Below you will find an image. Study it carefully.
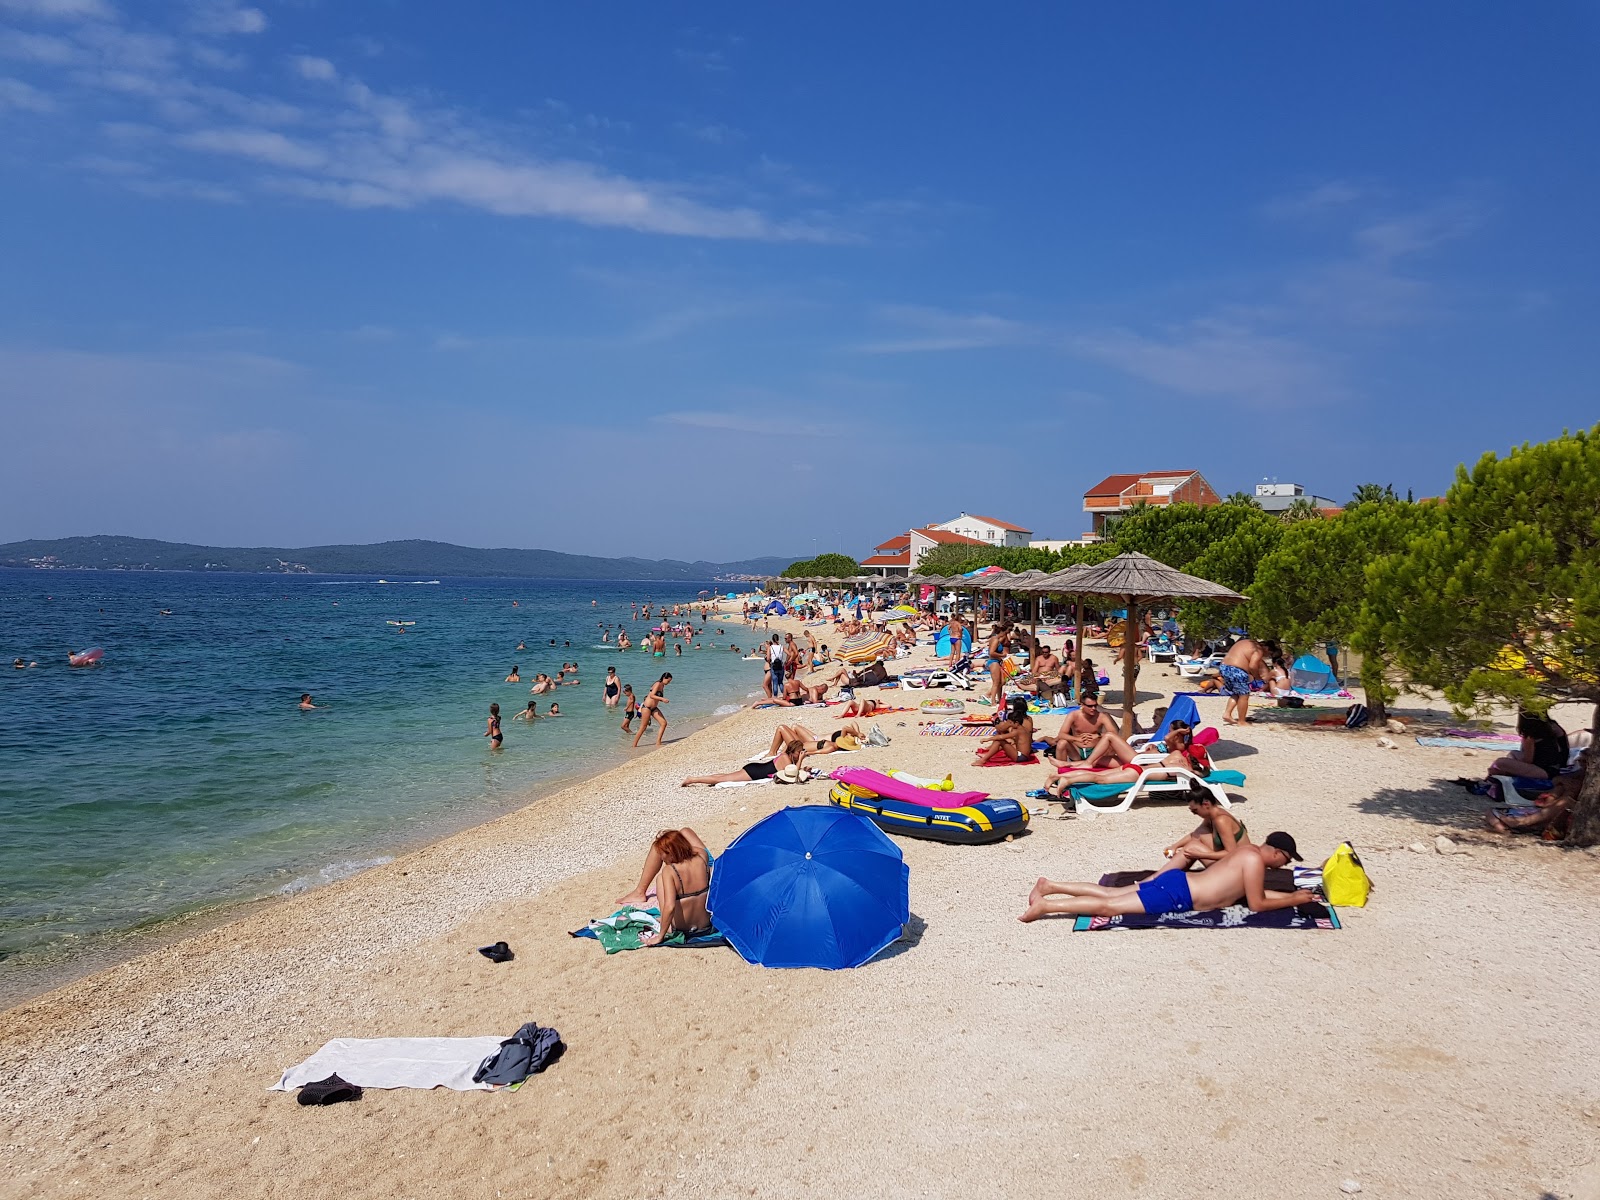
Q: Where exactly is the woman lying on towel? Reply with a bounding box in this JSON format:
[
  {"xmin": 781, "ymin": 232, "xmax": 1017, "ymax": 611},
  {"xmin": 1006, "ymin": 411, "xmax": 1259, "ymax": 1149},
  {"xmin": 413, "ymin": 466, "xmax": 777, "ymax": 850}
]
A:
[
  {"xmin": 681, "ymin": 736, "xmax": 810, "ymax": 786},
  {"xmin": 1043, "ymin": 727, "xmax": 1209, "ymax": 799},
  {"xmin": 972, "ymin": 697, "xmax": 1037, "ymax": 766},
  {"xmin": 766, "ymin": 721, "xmax": 868, "ymax": 757},
  {"xmin": 616, "ymin": 828, "xmax": 714, "ymax": 943},
  {"xmin": 840, "ymin": 696, "xmax": 881, "ymax": 718}
]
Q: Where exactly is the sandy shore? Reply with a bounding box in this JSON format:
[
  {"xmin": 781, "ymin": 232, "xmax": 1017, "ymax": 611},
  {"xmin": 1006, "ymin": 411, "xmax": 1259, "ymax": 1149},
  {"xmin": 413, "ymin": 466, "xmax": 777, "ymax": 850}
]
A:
[{"xmin": 3, "ymin": 613, "xmax": 1598, "ymax": 1200}]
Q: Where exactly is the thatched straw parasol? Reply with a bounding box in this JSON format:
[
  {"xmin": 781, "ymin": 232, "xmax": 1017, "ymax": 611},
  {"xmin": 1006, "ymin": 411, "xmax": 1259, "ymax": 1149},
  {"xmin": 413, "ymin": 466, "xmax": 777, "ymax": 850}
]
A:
[{"xmin": 1013, "ymin": 552, "xmax": 1245, "ymax": 734}]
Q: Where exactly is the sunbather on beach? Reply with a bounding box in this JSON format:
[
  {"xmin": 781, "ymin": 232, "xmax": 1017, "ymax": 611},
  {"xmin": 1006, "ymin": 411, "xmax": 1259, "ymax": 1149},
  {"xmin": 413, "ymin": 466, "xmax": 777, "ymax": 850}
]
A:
[
  {"xmin": 1488, "ymin": 711, "xmax": 1569, "ymax": 781},
  {"xmin": 1219, "ymin": 637, "xmax": 1269, "ymax": 725},
  {"xmin": 1020, "ymin": 834, "xmax": 1314, "ymax": 922},
  {"xmin": 1048, "ymin": 692, "xmax": 1118, "ymax": 761},
  {"xmin": 1046, "ymin": 727, "xmax": 1209, "ymax": 796},
  {"xmin": 973, "ymin": 696, "xmax": 1035, "ymax": 765},
  {"xmin": 1153, "ymin": 789, "xmax": 1249, "ymax": 873},
  {"xmin": 617, "ymin": 828, "xmax": 714, "ymax": 943},
  {"xmin": 1020, "ymin": 643, "xmax": 1063, "ymax": 701},
  {"xmin": 840, "ymin": 696, "xmax": 880, "ymax": 717},
  {"xmin": 767, "ymin": 721, "xmax": 868, "ymax": 756},
  {"xmin": 1484, "ymin": 769, "xmax": 1581, "ymax": 837},
  {"xmin": 681, "ymin": 736, "xmax": 809, "ymax": 785}
]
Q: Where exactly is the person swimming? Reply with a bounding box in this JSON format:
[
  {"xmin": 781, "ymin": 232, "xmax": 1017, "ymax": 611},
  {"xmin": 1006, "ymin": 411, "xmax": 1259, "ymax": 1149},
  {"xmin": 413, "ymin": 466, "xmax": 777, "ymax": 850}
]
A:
[
  {"xmin": 505, "ymin": 665, "xmax": 521, "ymax": 682},
  {"xmin": 299, "ymin": 693, "xmax": 317, "ymax": 710},
  {"xmin": 547, "ymin": 702, "xmax": 562, "ymax": 716},
  {"xmin": 513, "ymin": 700, "xmax": 539, "ymax": 721}
]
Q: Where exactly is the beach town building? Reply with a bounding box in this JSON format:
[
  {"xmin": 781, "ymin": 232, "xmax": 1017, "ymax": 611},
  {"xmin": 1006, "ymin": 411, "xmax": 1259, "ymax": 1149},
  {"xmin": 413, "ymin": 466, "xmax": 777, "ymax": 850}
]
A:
[
  {"xmin": 1252, "ymin": 480, "xmax": 1341, "ymax": 515},
  {"xmin": 1082, "ymin": 469, "xmax": 1222, "ymax": 537},
  {"xmin": 929, "ymin": 513, "xmax": 1033, "ymax": 548},
  {"xmin": 859, "ymin": 526, "xmax": 991, "ymax": 577}
]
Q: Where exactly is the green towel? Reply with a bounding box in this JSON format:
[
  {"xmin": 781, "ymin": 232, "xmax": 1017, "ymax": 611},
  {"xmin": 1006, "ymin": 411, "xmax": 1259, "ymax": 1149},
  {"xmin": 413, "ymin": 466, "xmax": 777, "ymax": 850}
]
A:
[{"xmin": 586, "ymin": 905, "xmax": 661, "ymax": 953}]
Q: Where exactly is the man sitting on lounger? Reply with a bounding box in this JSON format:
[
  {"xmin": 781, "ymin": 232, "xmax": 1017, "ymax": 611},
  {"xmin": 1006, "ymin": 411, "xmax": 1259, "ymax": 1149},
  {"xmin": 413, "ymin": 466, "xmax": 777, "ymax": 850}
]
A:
[{"xmin": 1019, "ymin": 833, "xmax": 1315, "ymax": 922}]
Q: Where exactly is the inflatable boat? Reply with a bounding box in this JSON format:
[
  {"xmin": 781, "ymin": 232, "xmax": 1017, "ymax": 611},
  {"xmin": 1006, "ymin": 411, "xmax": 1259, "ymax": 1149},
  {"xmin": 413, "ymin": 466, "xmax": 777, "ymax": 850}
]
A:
[{"xmin": 828, "ymin": 767, "xmax": 1029, "ymax": 845}]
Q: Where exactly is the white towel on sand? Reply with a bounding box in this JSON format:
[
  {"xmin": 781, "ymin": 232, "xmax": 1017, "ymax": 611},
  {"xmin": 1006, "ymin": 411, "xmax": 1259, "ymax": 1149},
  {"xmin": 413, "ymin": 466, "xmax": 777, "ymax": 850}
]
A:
[{"xmin": 271, "ymin": 1036, "xmax": 507, "ymax": 1092}]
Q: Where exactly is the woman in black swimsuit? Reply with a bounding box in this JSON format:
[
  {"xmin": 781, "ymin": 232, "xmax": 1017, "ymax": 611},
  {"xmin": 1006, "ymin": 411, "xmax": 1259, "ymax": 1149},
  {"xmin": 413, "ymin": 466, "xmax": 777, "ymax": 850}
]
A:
[
  {"xmin": 617, "ymin": 828, "xmax": 714, "ymax": 942},
  {"xmin": 603, "ymin": 666, "xmax": 621, "ymax": 708},
  {"xmin": 632, "ymin": 673, "xmax": 672, "ymax": 748},
  {"xmin": 680, "ymin": 736, "xmax": 809, "ymax": 786}
]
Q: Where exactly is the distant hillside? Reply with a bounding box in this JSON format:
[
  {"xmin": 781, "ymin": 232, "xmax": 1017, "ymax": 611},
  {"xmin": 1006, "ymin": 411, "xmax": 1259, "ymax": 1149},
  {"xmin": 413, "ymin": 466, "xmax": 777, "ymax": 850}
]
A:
[{"xmin": 0, "ymin": 536, "xmax": 798, "ymax": 581}]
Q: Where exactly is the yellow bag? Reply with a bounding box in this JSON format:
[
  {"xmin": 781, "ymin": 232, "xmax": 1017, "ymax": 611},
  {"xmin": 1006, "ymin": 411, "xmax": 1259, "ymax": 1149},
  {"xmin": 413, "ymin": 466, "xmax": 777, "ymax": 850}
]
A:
[{"xmin": 1321, "ymin": 841, "xmax": 1372, "ymax": 907}]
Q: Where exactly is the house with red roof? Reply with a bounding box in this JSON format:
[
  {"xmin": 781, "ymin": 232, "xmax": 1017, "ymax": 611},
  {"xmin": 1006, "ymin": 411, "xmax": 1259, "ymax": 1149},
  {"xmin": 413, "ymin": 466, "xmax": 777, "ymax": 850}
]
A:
[
  {"xmin": 1082, "ymin": 470, "xmax": 1221, "ymax": 537},
  {"xmin": 859, "ymin": 526, "xmax": 991, "ymax": 577},
  {"xmin": 931, "ymin": 512, "xmax": 1033, "ymax": 548}
]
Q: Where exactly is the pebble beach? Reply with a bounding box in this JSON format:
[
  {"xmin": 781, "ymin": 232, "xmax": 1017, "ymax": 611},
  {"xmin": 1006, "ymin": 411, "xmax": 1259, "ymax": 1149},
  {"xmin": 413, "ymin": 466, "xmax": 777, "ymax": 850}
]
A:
[{"xmin": 3, "ymin": 611, "xmax": 1598, "ymax": 1200}]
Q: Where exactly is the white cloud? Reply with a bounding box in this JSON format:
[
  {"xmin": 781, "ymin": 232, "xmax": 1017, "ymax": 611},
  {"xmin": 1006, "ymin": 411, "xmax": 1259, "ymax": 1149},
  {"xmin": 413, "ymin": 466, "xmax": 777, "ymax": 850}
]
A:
[
  {"xmin": 0, "ymin": 6, "xmax": 845, "ymax": 242},
  {"xmin": 291, "ymin": 55, "xmax": 336, "ymax": 82},
  {"xmin": 0, "ymin": 30, "xmax": 83, "ymax": 64},
  {"xmin": 656, "ymin": 411, "xmax": 822, "ymax": 437},
  {"xmin": 178, "ymin": 126, "xmax": 325, "ymax": 170},
  {"xmin": 0, "ymin": 75, "xmax": 55, "ymax": 111},
  {"xmin": 0, "ymin": 0, "xmax": 114, "ymax": 20},
  {"xmin": 857, "ymin": 304, "xmax": 1032, "ymax": 354},
  {"xmin": 1069, "ymin": 319, "xmax": 1340, "ymax": 407},
  {"xmin": 1263, "ymin": 179, "xmax": 1365, "ymax": 221},
  {"xmin": 187, "ymin": 1, "xmax": 266, "ymax": 36}
]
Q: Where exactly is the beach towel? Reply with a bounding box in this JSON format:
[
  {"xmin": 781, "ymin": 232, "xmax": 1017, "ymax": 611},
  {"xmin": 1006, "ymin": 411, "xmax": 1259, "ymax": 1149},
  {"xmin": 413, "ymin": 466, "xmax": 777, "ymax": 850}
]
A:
[
  {"xmin": 919, "ymin": 723, "xmax": 993, "ymax": 737},
  {"xmin": 1068, "ymin": 769, "xmax": 1247, "ymax": 801},
  {"xmin": 569, "ymin": 905, "xmax": 660, "ymax": 953},
  {"xmin": 977, "ymin": 749, "xmax": 1039, "ymax": 767},
  {"xmin": 1416, "ymin": 736, "xmax": 1521, "ymax": 751},
  {"xmin": 1071, "ymin": 872, "xmax": 1339, "ymax": 932},
  {"xmin": 271, "ymin": 1036, "xmax": 508, "ymax": 1092},
  {"xmin": 569, "ymin": 906, "xmax": 727, "ymax": 951}
]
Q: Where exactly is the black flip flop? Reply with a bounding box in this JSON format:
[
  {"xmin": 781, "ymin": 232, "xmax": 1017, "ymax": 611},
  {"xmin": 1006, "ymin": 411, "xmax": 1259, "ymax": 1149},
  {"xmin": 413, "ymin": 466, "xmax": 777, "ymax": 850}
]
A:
[{"xmin": 478, "ymin": 941, "xmax": 514, "ymax": 963}]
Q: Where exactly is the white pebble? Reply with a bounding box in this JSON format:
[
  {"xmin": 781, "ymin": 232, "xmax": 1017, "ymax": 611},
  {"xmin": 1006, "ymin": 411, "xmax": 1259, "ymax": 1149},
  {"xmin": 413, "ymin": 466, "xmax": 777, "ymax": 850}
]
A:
[{"xmin": 1340, "ymin": 1181, "xmax": 1362, "ymax": 1195}]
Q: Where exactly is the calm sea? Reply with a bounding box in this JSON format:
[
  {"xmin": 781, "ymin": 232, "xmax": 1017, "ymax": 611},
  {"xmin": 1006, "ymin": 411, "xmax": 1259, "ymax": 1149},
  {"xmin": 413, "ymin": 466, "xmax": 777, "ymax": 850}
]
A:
[{"xmin": 0, "ymin": 569, "xmax": 759, "ymax": 998}]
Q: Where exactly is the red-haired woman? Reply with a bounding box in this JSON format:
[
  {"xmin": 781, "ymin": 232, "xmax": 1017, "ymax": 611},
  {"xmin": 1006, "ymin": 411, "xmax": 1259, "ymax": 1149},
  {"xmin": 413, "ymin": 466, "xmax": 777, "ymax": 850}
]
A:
[{"xmin": 616, "ymin": 828, "xmax": 713, "ymax": 943}]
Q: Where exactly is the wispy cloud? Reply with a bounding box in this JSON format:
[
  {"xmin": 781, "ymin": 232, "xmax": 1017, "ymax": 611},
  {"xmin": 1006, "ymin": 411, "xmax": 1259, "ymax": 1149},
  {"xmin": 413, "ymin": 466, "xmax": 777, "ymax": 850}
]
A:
[
  {"xmin": 0, "ymin": 7, "xmax": 845, "ymax": 242},
  {"xmin": 1069, "ymin": 319, "xmax": 1340, "ymax": 406},
  {"xmin": 856, "ymin": 304, "xmax": 1034, "ymax": 354},
  {"xmin": 656, "ymin": 410, "xmax": 826, "ymax": 438},
  {"xmin": 1262, "ymin": 179, "xmax": 1366, "ymax": 222},
  {"xmin": 0, "ymin": 75, "xmax": 54, "ymax": 111}
]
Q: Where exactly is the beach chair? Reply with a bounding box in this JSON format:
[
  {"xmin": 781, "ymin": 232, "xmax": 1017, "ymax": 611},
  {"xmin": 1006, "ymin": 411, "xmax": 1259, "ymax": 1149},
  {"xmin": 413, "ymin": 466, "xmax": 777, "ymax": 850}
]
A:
[
  {"xmin": 1069, "ymin": 767, "xmax": 1246, "ymax": 815},
  {"xmin": 1127, "ymin": 695, "xmax": 1202, "ymax": 751},
  {"xmin": 1175, "ymin": 654, "xmax": 1223, "ymax": 679}
]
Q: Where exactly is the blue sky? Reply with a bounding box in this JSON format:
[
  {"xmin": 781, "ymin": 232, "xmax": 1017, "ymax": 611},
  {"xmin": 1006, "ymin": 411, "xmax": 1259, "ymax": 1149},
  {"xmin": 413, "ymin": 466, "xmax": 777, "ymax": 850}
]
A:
[{"xmin": 2, "ymin": 1, "xmax": 1596, "ymax": 561}]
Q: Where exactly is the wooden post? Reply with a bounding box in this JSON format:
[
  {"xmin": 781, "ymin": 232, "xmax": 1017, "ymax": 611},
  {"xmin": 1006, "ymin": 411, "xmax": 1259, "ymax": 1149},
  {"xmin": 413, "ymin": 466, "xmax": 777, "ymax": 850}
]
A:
[{"xmin": 1121, "ymin": 596, "xmax": 1140, "ymax": 737}]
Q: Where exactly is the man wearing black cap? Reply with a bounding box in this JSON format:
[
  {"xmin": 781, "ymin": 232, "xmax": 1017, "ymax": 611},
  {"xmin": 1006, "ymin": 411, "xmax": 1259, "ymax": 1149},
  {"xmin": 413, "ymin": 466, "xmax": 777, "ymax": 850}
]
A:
[{"xmin": 1020, "ymin": 832, "xmax": 1317, "ymax": 922}]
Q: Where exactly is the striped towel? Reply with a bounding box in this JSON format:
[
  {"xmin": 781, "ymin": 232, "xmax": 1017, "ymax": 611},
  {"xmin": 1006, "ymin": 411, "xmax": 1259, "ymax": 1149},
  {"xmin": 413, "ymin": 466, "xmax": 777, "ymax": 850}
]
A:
[{"xmin": 920, "ymin": 723, "xmax": 993, "ymax": 737}]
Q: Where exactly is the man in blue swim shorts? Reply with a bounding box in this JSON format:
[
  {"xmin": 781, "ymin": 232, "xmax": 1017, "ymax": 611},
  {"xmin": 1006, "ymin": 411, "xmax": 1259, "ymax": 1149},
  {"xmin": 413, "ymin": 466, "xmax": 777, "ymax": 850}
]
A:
[
  {"xmin": 1019, "ymin": 833, "xmax": 1316, "ymax": 922},
  {"xmin": 1217, "ymin": 637, "xmax": 1268, "ymax": 728}
]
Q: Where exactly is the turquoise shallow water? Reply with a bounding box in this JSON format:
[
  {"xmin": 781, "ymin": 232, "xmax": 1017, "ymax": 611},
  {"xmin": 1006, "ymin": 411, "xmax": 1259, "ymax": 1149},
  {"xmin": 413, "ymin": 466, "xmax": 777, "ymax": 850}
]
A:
[{"xmin": 0, "ymin": 569, "xmax": 757, "ymax": 986}]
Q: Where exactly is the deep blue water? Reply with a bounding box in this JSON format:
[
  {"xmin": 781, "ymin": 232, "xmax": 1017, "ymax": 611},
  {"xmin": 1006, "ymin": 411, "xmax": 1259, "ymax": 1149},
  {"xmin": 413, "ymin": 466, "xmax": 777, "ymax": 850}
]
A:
[{"xmin": 0, "ymin": 570, "xmax": 756, "ymax": 982}]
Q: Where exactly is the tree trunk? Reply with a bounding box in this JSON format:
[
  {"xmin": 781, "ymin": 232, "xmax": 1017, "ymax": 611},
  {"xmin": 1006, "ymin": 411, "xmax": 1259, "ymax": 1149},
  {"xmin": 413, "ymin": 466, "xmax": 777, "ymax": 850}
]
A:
[
  {"xmin": 1359, "ymin": 655, "xmax": 1388, "ymax": 725},
  {"xmin": 1569, "ymin": 702, "xmax": 1600, "ymax": 848}
]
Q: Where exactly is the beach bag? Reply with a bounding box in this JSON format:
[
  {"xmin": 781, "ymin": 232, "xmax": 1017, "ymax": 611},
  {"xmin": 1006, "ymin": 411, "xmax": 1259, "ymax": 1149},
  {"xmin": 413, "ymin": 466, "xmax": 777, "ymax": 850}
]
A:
[
  {"xmin": 1344, "ymin": 703, "xmax": 1369, "ymax": 729},
  {"xmin": 1321, "ymin": 842, "xmax": 1372, "ymax": 907}
]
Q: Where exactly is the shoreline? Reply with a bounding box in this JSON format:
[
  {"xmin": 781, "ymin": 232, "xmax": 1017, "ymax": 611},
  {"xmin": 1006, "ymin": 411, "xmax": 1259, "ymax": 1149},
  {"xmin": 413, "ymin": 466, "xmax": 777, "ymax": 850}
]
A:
[{"xmin": 0, "ymin": 641, "xmax": 758, "ymax": 1011}]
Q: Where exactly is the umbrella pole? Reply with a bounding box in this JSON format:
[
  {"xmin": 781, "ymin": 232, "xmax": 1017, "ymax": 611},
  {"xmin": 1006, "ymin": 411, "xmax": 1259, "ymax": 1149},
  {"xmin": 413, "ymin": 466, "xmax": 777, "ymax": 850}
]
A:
[
  {"xmin": 1074, "ymin": 596, "xmax": 1084, "ymax": 688},
  {"xmin": 1121, "ymin": 596, "xmax": 1139, "ymax": 737}
]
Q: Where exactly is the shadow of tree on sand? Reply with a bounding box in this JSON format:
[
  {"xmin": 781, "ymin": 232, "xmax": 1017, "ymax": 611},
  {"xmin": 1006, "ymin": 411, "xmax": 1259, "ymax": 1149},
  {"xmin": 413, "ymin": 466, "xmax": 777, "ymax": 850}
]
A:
[{"xmin": 1354, "ymin": 780, "xmax": 1485, "ymax": 831}]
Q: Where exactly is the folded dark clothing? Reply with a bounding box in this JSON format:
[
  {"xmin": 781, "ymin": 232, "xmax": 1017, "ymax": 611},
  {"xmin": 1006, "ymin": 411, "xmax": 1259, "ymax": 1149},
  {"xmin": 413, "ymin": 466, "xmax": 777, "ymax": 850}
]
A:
[
  {"xmin": 473, "ymin": 1021, "xmax": 564, "ymax": 1086},
  {"xmin": 297, "ymin": 1073, "xmax": 362, "ymax": 1106}
]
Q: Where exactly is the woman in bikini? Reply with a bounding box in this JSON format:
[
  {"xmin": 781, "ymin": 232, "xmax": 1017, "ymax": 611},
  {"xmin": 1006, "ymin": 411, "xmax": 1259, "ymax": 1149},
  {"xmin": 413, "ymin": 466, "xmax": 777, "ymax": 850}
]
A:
[
  {"xmin": 680, "ymin": 736, "xmax": 809, "ymax": 786},
  {"xmin": 484, "ymin": 702, "xmax": 503, "ymax": 750},
  {"xmin": 617, "ymin": 828, "xmax": 715, "ymax": 944},
  {"xmin": 840, "ymin": 696, "xmax": 879, "ymax": 718},
  {"xmin": 603, "ymin": 666, "xmax": 621, "ymax": 708},
  {"xmin": 765, "ymin": 722, "xmax": 868, "ymax": 758},
  {"xmin": 1153, "ymin": 789, "xmax": 1249, "ymax": 874},
  {"xmin": 632, "ymin": 673, "xmax": 671, "ymax": 747},
  {"xmin": 1046, "ymin": 727, "xmax": 1209, "ymax": 797}
]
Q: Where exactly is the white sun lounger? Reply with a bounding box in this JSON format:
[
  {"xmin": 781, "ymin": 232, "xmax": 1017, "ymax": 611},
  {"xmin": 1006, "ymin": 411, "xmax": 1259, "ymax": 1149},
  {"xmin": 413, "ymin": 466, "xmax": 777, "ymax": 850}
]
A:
[{"xmin": 1069, "ymin": 765, "xmax": 1243, "ymax": 815}]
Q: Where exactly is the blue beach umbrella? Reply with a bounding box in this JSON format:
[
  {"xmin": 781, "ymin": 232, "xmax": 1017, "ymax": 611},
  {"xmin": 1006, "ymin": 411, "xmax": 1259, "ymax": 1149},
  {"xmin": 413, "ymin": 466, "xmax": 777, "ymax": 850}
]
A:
[{"xmin": 709, "ymin": 806, "xmax": 910, "ymax": 969}]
